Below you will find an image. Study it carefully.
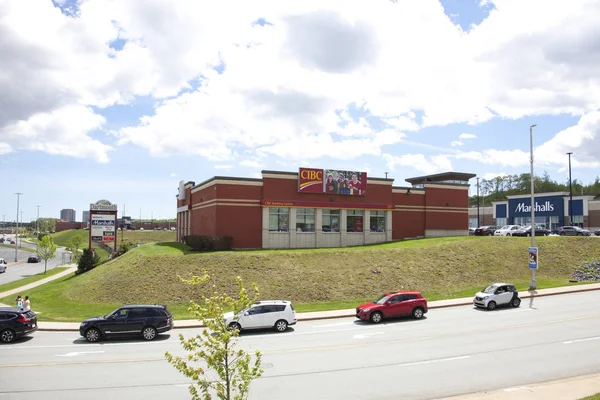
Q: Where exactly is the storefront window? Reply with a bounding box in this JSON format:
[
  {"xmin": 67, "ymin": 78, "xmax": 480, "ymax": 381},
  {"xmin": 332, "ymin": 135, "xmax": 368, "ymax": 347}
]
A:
[
  {"xmin": 495, "ymin": 218, "xmax": 507, "ymax": 227},
  {"xmin": 347, "ymin": 210, "xmax": 364, "ymax": 232},
  {"xmin": 370, "ymin": 210, "xmax": 385, "ymax": 232},
  {"xmin": 269, "ymin": 208, "xmax": 289, "ymax": 232},
  {"xmin": 296, "ymin": 208, "xmax": 315, "ymax": 232},
  {"xmin": 572, "ymin": 215, "xmax": 584, "ymax": 228},
  {"xmin": 322, "ymin": 209, "xmax": 340, "ymax": 232},
  {"xmin": 469, "ymin": 218, "xmax": 479, "ymax": 228},
  {"xmin": 549, "ymin": 216, "xmax": 559, "ymax": 231}
]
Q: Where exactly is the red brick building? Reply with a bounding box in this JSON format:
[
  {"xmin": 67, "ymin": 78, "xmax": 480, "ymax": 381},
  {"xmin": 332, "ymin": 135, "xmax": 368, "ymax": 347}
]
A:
[{"xmin": 176, "ymin": 170, "xmax": 475, "ymax": 249}]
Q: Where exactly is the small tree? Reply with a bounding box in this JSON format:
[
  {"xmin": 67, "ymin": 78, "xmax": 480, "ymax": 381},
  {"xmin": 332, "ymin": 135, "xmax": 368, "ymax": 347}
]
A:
[
  {"xmin": 37, "ymin": 235, "xmax": 57, "ymax": 274},
  {"xmin": 67, "ymin": 235, "xmax": 82, "ymax": 261},
  {"xmin": 165, "ymin": 272, "xmax": 263, "ymax": 400},
  {"xmin": 77, "ymin": 248, "xmax": 100, "ymax": 274}
]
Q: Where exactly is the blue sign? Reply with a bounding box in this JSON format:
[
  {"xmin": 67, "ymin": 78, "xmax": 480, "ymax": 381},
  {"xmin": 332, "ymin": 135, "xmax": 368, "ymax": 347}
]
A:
[
  {"xmin": 528, "ymin": 247, "xmax": 538, "ymax": 269},
  {"xmin": 509, "ymin": 195, "xmax": 564, "ymax": 217}
]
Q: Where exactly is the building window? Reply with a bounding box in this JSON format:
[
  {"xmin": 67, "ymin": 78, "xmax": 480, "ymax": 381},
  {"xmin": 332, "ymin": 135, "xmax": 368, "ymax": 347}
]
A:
[
  {"xmin": 370, "ymin": 210, "xmax": 386, "ymax": 232},
  {"xmin": 572, "ymin": 215, "xmax": 584, "ymax": 228},
  {"xmin": 269, "ymin": 208, "xmax": 289, "ymax": 232},
  {"xmin": 495, "ymin": 218, "xmax": 507, "ymax": 227},
  {"xmin": 549, "ymin": 216, "xmax": 559, "ymax": 231},
  {"xmin": 346, "ymin": 210, "xmax": 364, "ymax": 232},
  {"xmin": 322, "ymin": 209, "xmax": 340, "ymax": 232},
  {"xmin": 296, "ymin": 208, "xmax": 315, "ymax": 232},
  {"xmin": 469, "ymin": 218, "xmax": 479, "ymax": 228}
]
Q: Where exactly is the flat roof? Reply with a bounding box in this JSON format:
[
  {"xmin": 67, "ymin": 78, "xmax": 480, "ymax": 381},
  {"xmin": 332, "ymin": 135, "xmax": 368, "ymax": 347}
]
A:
[{"xmin": 405, "ymin": 172, "xmax": 476, "ymax": 185}]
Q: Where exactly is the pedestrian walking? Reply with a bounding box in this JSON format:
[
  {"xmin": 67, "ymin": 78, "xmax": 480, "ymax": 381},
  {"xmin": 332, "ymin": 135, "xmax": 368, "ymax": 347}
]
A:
[
  {"xmin": 23, "ymin": 296, "xmax": 31, "ymax": 312},
  {"xmin": 15, "ymin": 295, "xmax": 23, "ymax": 310}
]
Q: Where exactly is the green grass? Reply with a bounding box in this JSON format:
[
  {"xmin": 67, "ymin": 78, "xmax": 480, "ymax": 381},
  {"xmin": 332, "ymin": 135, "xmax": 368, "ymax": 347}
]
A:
[
  {"xmin": 4, "ymin": 236, "xmax": 600, "ymax": 322},
  {"xmin": 579, "ymin": 394, "xmax": 600, "ymax": 400},
  {"xmin": 50, "ymin": 229, "xmax": 176, "ymax": 247},
  {"xmin": 0, "ymin": 267, "xmax": 70, "ymax": 294},
  {"xmin": 0, "ymin": 243, "xmax": 36, "ymax": 253}
]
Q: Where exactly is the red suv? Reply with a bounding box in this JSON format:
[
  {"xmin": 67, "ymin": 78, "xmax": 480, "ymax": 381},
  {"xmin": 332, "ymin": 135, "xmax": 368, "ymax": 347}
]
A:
[{"xmin": 356, "ymin": 291, "xmax": 428, "ymax": 323}]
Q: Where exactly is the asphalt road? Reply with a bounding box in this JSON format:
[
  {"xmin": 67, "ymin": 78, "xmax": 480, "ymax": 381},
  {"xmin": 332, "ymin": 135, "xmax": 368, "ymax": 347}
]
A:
[
  {"xmin": 1, "ymin": 291, "xmax": 600, "ymax": 399},
  {"xmin": 0, "ymin": 235, "xmax": 70, "ymax": 285}
]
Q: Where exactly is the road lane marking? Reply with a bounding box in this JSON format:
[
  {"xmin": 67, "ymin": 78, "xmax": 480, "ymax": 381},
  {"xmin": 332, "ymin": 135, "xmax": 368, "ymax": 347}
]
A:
[
  {"xmin": 353, "ymin": 332, "xmax": 384, "ymax": 339},
  {"xmin": 57, "ymin": 351, "xmax": 105, "ymax": 357},
  {"xmin": 0, "ymin": 357, "xmax": 165, "ymax": 368},
  {"xmin": 397, "ymin": 355, "xmax": 469, "ymax": 367},
  {"xmin": 314, "ymin": 321, "xmax": 356, "ymax": 328},
  {"xmin": 563, "ymin": 336, "xmax": 600, "ymax": 344},
  {"xmin": 0, "ymin": 339, "xmax": 181, "ymax": 350}
]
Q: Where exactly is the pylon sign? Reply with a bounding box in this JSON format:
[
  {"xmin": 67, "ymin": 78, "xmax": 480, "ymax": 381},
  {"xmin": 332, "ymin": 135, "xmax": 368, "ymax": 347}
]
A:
[{"xmin": 89, "ymin": 200, "xmax": 118, "ymax": 254}]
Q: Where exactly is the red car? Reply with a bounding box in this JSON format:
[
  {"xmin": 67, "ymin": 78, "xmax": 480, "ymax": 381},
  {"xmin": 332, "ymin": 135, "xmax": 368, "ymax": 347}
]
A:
[{"xmin": 356, "ymin": 291, "xmax": 428, "ymax": 323}]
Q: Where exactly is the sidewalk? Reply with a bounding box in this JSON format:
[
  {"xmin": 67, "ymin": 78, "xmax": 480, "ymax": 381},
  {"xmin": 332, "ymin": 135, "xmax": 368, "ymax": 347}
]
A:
[
  {"xmin": 437, "ymin": 372, "xmax": 600, "ymax": 400},
  {"xmin": 33, "ymin": 281, "xmax": 600, "ymax": 332}
]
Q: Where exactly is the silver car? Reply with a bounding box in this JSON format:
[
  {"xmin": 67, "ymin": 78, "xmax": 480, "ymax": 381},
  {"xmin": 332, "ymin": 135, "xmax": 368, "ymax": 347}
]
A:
[
  {"xmin": 473, "ymin": 283, "xmax": 521, "ymax": 310},
  {"xmin": 0, "ymin": 258, "xmax": 6, "ymax": 273}
]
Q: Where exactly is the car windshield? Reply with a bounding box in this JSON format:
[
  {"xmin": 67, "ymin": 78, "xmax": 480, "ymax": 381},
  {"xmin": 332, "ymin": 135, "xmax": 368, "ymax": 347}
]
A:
[
  {"xmin": 105, "ymin": 307, "xmax": 121, "ymax": 318},
  {"xmin": 500, "ymin": 225, "xmax": 509, "ymax": 230},
  {"xmin": 374, "ymin": 294, "xmax": 389, "ymax": 304},
  {"xmin": 482, "ymin": 285, "xmax": 498, "ymax": 294}
]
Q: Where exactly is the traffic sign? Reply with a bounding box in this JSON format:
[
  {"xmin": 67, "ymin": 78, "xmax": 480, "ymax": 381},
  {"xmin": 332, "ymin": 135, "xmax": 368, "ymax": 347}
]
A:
[{"xmin": 528, "ymin": 247, "xmax": 539, "ymax": 269}]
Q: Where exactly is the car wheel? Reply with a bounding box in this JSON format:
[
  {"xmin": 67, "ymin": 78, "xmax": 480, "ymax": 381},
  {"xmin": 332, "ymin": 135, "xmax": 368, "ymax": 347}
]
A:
[
  {"xmin": 412, "ymin": 307, "xmax": 424, "ymax": 320},
  {"xmin": 487, "ymin": 301, "xmax": 497, "ymax": 311},
  {"xmin": 370, "ymin": 312, "xmax": 383, "ymax": 323},
  {"xmin": 511, "ymin": 298, "xmax": 521, "ymax": 308},
  {"xmin": 85, "ymin": 327, "xmax": 101, "ymax": 343},
  {"xmin": 560, "ymin": 232, "xmax": 566, "ymax": 236},
  {"xmin": 577, "ymin": 232, "xmax": 583, "ymax": 236},
  {"xmin": 0, "ymin": 329, "xmax": 16, "ymax": 343},
  {"xmin": 142, "ymin": 326, "xmax": 157, "ymax": 341},
  {"xmin": 274, "ymin": 320, "xmax": 288, "ymax": 332},
  {"xmin": 228, "ymin": 322, "xmax": 242, "ymax": 332}
]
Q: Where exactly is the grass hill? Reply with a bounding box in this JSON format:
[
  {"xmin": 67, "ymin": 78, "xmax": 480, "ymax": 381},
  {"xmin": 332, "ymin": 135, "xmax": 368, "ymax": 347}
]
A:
[
  {"xmin": 8, "ymin": 236, "xmax": 600, "ymax": 321},
  {"xmin": 50, "ymin": 229, "xmax": 176, "ymax": 247}
]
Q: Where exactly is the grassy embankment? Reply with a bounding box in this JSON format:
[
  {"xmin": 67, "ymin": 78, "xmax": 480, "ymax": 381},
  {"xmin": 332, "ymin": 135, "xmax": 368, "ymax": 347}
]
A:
[
  {"xmin": 0, "ymin": 243, "xmax": 36, "ymax": 253},
  {"xmin": 3, "ymin": 236, "xmax": 600, "ymax": 322}
]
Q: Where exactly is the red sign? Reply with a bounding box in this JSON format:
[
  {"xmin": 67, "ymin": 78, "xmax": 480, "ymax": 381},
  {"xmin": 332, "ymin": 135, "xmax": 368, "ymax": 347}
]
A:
[
  {"xmin": 261, "ymin": 200, "xmax": 393, "ymax": 210},
  {"xmin": 298, "ymin": 168, "xmax": 324, "ymax": 193}
]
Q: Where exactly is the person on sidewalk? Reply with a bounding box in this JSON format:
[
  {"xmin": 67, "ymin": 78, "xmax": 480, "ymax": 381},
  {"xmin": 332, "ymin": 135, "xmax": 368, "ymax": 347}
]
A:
[
  {"xmin": 23, "ymin": 296, "xmax": 31, "ymax": 312},
  {"xmin": 16, "ymin": 295, "xmax": 23, "ymax": 310}
]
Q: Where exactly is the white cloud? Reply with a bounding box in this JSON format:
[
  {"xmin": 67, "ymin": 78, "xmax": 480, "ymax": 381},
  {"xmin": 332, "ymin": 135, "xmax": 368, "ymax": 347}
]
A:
[
  {"xmin": 459, "ymin": 133, "xmax": 477, "ymax": 139},
  {"xmin": 2, "ymin": 0, "xmax": 600, "ymax": 165},
  {"xmin": 482, "ymin": 172, "xmax": 508, "ymax": 180},
  {"xmin": 169, "ymin": 173, "xmax": 178, "ymax": 177},
  {"xmin": 384, "ymin": 153, "xmax": 453, "ymax": 175},
  {"xmin": 451, "ymin": 140, "xmax": 464, "ymax": 147},
  {"xmin": 215, "ymin": 164, "xmax": 234, "ymax": 170},
  {"xmin": 239, "ymin": 160, "xmax": 264, "ymax": 168}
]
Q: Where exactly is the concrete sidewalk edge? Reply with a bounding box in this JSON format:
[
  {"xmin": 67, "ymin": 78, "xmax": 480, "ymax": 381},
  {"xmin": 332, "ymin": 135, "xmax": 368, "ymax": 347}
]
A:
[{"xmin": 36, "ymin": 283, "xmax": 600, "ymax": 332}]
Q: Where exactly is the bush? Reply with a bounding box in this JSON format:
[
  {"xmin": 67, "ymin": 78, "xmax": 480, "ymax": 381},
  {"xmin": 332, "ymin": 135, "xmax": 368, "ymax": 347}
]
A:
[
  {"xmin": 183, "ymin": 235, "xmax": 233, "ymax": 251},
  {"xmin": 116, "ymin": 242, "xmax": 132, "ymax": 257},
  {"xmin": 77, "ymin": 248, "xmax": 101, "ymax": 274},
  {"xmin": 37, "ymin": 233, "xmax": 48, "ymax": 241}
]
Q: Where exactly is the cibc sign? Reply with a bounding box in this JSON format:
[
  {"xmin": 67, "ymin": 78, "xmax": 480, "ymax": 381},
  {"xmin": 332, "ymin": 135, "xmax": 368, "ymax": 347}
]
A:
[{"xmin": 298, "ymin": 168, "xmax": 324, "ymax": 193}]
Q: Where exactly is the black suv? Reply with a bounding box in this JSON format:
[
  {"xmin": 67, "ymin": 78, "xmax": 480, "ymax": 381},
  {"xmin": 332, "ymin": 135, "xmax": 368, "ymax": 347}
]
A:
[
  {"xmin": 79, "ymin": 304, "xmax": 174, "ymax": 342},
  {"xmin": 474, "ymin": 226, "xmax": 497, "ymax": 236},
  {"xmin": 0, "ymin": 307, "xmax": 38, "ymax": 343}
]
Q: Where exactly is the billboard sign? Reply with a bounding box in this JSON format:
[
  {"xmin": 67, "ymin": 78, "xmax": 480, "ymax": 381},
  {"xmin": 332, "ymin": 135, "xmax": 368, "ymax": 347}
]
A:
[
  {"xmin": 528, "ymin": 247, "xmax": 538, "ymax": 269},
  {"xmin": 298, "ymin": 168, "xmax": 367, "ymax": 196},
  {"xmin": 91, "ymin": 214, "xmax": 116, "ymax": 242}
]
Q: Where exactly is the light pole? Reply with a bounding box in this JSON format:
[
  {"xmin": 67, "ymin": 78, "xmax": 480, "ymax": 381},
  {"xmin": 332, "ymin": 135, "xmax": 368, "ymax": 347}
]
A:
[
  {"xmin": 14, "ymin": 193, "xmax": 22, "ymax": 262},
  {"xmin": 567, "ymin": 152, "xmax": 573, "ymax": 226},
  {"xmin": 529, "ymin": 124, "xmax": 537, "ymax": 290},
  {"xmin": 20, "ymin": 211, "xmax": 23, "ymax": 248},
  {"xmin": 36, "ymin": 205, "xmax": 40, "ymax": 234},
  {"xmin": 476, "ymin": 177, "xmax": 480, "ymax": 228}
]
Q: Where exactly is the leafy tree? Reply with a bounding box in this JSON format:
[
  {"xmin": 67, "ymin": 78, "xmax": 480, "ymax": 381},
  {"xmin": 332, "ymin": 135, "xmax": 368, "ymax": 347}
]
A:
[
  {"xmin": 165, "ymin": 272, "xmax": 263, "ymax": 400},
  {"xmin": 67, "ymin": 235, "xmax": 82, "ymax": 261},
  {"xmin": 77, "ymin": 248, "xmax": 100, "ymax": 274},
  {"xmin": 37, "ymin": 236, "xmax": 57, "ymax": 274}
]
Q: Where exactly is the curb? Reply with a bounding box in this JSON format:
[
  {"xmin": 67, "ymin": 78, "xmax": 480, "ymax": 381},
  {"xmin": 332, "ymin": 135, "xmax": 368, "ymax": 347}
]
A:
[{"xmin": 37, "ymin": 283, "xmax": 600, "ymax": 332}]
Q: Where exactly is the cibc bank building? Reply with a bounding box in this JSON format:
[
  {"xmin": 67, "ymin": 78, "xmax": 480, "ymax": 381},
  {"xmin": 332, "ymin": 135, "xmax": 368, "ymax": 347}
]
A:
[{"xmin": 176, "ymin": 168, "xmax": 476, "ymax": 249}]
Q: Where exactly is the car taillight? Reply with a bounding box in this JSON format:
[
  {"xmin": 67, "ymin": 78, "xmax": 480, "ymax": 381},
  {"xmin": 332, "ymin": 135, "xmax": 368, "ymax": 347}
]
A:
[{"xmin": 17, "ymin": 314, "xmax": 28, "ymax": 323}]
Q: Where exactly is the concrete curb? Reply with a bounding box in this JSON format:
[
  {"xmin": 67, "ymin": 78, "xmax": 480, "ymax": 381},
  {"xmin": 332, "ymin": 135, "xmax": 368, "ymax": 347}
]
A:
[{"xmin": 36, "ymin": 283, "xmax": 600, "ymax": 332}]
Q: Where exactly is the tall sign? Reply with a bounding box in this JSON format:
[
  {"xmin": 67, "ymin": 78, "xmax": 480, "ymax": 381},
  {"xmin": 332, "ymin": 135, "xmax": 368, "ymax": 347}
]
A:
[
  {"xmin": 89, "ymin": 200, "xmax": 118, "ymax": 254},
  {"xmin": 298, "ymin": 168, "xmax": 367, "ymax": 196}
]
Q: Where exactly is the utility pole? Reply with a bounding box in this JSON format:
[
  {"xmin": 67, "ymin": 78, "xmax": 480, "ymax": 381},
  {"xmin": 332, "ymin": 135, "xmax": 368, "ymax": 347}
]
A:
[
  {"xmin": 36, "ymin": 205, "xmax": 41, "ymax": 236},
  {"xmin": 529, "ymin": 124, "xmax": 537, "ymax": 290},
  {"xmin": 14, "ymin": 193, "xmax": 22, "ymax": 262},
  {"xmin": 384, "ymin": 172, "xmax": 388, "ymax": 179},
  {"xmin": 567, "ymin": 152, "xmax": 573, "ymax": 226},
  {"xmin": 476, "ymin": 177, "xmax": 480, "ymax": 228},
  {"xmin": 20, "ymin": 211, "xmax": 23, "ymax": 248},
  {"xmin": 139, "ymin": 208, "xmax": 142, "ymax": 230}
]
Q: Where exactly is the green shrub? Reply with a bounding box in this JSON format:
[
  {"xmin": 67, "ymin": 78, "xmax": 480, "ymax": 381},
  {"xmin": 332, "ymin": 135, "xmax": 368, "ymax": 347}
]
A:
[{"xmin": 77, "ymin": 248, "xmax": 101, "ymax": 274}]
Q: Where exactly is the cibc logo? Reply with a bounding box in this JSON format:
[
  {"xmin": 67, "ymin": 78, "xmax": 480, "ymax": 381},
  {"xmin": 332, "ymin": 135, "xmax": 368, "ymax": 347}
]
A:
[{"xmin": 298, "ymin": 168, "xmax": 324, "ymax": 193}]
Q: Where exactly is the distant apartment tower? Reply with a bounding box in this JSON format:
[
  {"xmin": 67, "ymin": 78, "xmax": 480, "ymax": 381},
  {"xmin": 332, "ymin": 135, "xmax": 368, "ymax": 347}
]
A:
[
  {"xmin": 82, "ymin": 210, "xmax": 90, "ymax": 224},
  {"xmin": 60, "ymin": 209, "xmax": 76, "ymax": 222}
]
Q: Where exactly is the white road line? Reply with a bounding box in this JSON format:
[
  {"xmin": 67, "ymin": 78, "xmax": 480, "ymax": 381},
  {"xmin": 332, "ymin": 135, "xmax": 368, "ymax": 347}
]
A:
[
  {"xmin": 0, "ymin": 340, "xmax": 181, "ymax": 350},
  {"xmin": 563, "ymin": 336, "xmax": 600, "ymax": 344},
  {"xmin": 314, "ymin": 321, "xmax": 356, "ymax": 328},
  {"xmin": 56, "ymin": 351, "xmax": 105, "ymax": 357},
  {"xmin": 353, "ymin": 332, "xmax": 384, "ymax": 339},
  {"xmin": 398, "ymin": 355, "xmax": 470, "ymax": 367}
]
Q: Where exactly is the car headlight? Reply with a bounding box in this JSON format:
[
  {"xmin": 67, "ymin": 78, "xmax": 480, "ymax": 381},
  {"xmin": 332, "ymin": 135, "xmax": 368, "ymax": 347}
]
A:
[
  {"xmin": 362, "ymin": 308, "xmax": 371, "ymax": 313},
  {"xmin": 483, "ymin": 296, "xmax": 489, "ymax": 300}
]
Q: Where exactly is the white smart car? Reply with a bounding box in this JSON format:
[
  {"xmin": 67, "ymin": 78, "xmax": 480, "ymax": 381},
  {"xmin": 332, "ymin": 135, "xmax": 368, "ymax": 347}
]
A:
[
  {"xmin": 473, "ymin": 283, "xmax": 521, "ymax": 310},
  {"xmin": 494, "ymin": 225, "xmax": 522, "ymax": 236},
  {"xmin": 224, "ymin": 300, "xmax": 297, "ymax": 332}
]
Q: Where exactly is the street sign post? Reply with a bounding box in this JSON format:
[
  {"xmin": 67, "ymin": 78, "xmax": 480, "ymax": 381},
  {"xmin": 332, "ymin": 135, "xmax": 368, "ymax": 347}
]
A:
[{"xmin": 528, "ymin": 247, "xmax": 539, "ymax": 270}]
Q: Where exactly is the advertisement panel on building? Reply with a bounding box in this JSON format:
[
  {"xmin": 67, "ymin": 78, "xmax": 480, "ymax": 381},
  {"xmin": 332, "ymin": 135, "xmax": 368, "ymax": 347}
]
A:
[
  {"xmin": 298, "ymin": 168, "xmax": 367, "ymax": 196},
  {"xmin": 91, "ymin": 214, "xmax": 115, "ymax": 242}
]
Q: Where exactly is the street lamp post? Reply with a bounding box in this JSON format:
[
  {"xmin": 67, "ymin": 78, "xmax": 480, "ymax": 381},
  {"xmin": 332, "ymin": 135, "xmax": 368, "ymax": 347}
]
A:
[
  {"xmin": 14, "ymin": 193, "xmax": 22, "ymax": 262},
  {"xmin": 567, "ymin": 152, "xmax": 573, "ymax": 226},
  {"xmin": 529, "ymin": 124, "xmax": 537, "ymax": 290},
  {"xmin": 20, "ymin": 211, "xmax": 23, "ymax": 248},
  {"xmin": 36, "ymin": 205, "xmax": 40, "ymax": 235},
  {"xmin": 476, "ymin": 177, "xmax": 480, "ymax": 228}
]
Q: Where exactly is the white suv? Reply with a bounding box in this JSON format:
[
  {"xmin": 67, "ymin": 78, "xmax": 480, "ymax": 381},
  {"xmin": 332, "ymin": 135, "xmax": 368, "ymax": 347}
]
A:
[
  {"xmin": 473, "ymin": 283, "xmax": 521, "ymax": 310},
  {"xmin": 224, "ymin": 300, "xmax": 297, "ymax": 332},
  {"xmin": 494, "ymin": 225, "xmax": 522, "ymax": 236}
]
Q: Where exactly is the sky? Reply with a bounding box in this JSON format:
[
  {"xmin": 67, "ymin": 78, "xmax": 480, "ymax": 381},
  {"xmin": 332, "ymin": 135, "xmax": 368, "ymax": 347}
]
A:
[{"xmin": 1, "ymin": 0, "xmax": 600, "ymax": 223}]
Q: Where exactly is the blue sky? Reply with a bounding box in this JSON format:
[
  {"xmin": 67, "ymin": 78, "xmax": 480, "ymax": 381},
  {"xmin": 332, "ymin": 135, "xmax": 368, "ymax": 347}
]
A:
[{"xmin": 1, "ymin": 0, "xmax": 599, "ymax": 223}]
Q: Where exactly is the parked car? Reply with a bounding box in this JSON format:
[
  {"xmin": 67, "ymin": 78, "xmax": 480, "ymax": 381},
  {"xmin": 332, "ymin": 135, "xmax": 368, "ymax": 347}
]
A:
[
  {"xmin": 474, "ymin": 226, "xmax": 497, "ymax": 236},
  {"xmin": 356, "ymin": 291, "xmax": 428, "ymax": 323},
  {"xmin": 595, "ymin": 230, "xmax": 600, "ymax": 236},
  {"xmin": 473, "ymin": 283, "xmax": 521, "ymax": 310},
  {"xmin": 556, "ymin": 226, "xmax": 592, "ymax": 236},
  {"xmin": 0, "ymin": 307, "xmax": 38, "ymax": 343},
  {"xmin": 224, "ymin": 300, "xmax": 297, "ymax": 333},
  {"xmin": 0, "ymin": 260, "xmax": 6, "ymax": 274},
  {"xmin": 0, "ymin": 237, "xmax": 4, "ymax": 243},
  {"xmin": 494, "ymin": 225, "xmax": 522, "ymax": 236},
  {"xmin": 512, "ymin": 225, "xmax": 550, "ymax": 237},
  {"xmin": 79, "ymin": 304, "xmax": 174, "ymax": 342},
  {"xmin": 9, "ymin": 240, "xmax": 15, "ymax": 244},
  {"xmin": 27, "ymin": 255, "xmax": 41, "ymax": 263}
]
